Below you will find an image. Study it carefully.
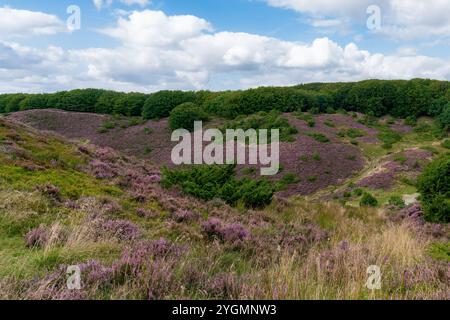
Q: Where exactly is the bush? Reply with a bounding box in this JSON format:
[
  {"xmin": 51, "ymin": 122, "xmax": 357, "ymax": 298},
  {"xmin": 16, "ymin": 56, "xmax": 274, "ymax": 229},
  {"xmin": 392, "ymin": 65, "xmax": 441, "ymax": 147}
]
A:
[
  {"xmin": 221, "ymin": 111, "xmax": 298, "ymax": 143},
  {"xmin": 360, "ymin": 192, "xmax": 378, "ymax": 207},
  {"xmin": 388, "ymin": 195, "xmax": 405, "ymax": 208},
  {"xmin": 169, "ymin": 103, "xmax": 209, "ymax": 132},
  {"xmin": 161, "ymin": 165, "xmax": 274, "ymax": 208},
  {"xmin": 306, "ymin": 132, "xmax": 329, "ymax": 143},
  {"xmin": 442, "ymin": 139, "xmax": 450, "ymax": 149},
  {"xmin": 142, "ymin": 90, "xmax": 197, "ymax": 119},
  {"xmin": 417, "ymin": 154, "xmax": 450, "ymax": 223},
  {"xmin": 378, "ymin": 127, "xmax": 402, "ymax": 149}
]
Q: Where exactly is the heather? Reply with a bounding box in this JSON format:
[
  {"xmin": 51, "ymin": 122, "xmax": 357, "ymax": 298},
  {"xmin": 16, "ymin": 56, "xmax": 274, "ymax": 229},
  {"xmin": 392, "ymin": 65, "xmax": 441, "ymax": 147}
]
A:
[{"xmin": 0, "ymin": 104, "xmax": 449, "ymax": 300}]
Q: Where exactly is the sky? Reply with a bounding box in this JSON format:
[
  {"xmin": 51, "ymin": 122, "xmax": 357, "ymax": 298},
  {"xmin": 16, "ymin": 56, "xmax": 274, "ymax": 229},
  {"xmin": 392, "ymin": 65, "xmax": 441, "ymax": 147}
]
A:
[{"xmin": 1, "ymin": 0, "xmax": 450, "ymax": 93}]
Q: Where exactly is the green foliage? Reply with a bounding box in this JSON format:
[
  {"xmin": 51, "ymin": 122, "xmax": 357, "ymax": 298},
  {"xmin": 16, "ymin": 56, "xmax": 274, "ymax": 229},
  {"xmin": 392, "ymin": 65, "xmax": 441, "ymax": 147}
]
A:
[
  {"xmin": 161, "ymin": 165, "xmax": 274, "ymax": 208},
  {"xmin": 113, "ymin": 92, "xmax": 147, "ymax": 116},
  {"xmin": 437, "ymin": 106, "xmax": 450, "ymax": 131},
  {"xmin": 360, "ymin": 192, "xmax": 378, "ymax": 207},
  {"xmin": 324, "ymin": 120, "xmax": 335, "ymax": 127},
  {"xmin": 306, "ymin": 132, "xmax": 329, "ymax": 143},
  {"xmin": 281, "ymin": 173, "xmax": 299, "ymax": 184},
  {"xmin": 339, "ymin": 128, "xmax": 366, "ymax": 139},
  {"xmin": 442, "ymin": 139, "xmax": 450, "ymax": 149},
  {"xmin": 169, "ymin": 103, "xmax": 209, "ymax": 132},
  {"xmin": 377, "ymin": 127, "xmax": 402, "ymax": 149},
  {"xmin": 312, "ymin": 152, "xmax": 321, "ymax": 161},
  {"xmin": 427, "ymin": 243, "xmax": 450, "ymax": 262},
  {"xmin": 388, "ymin": 195, "xmax": 405, "ymax": 208},
  {"xmin": 222, "ymin": 111, "xmax": 298, "ymax": 143},
  {"xmin": 417, "ymin": 154, "xmax": 450, "ymax": 223},
  {"xmin": 142, "ymin": 90, "xmax": 197, "ymax": 119},
  {"xmin": 2, "ymin": 80, "xmax": 450, "ymax": 124}
]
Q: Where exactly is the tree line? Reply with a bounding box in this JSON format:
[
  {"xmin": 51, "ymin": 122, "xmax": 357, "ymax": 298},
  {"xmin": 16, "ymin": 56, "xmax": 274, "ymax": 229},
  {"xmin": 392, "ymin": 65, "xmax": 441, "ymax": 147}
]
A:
[{"xmin": 0, "ymin": 79, "xmax": 449, "ymax": 128}]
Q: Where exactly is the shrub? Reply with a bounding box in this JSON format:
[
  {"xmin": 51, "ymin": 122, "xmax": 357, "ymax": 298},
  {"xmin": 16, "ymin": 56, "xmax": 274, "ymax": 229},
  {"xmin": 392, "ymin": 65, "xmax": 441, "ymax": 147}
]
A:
[
  {"xmin": 442, "ymin": 139, "xmax": 450, "ymax": 149},
  {"xmin": 161, "ymin": 165, "xmax": 274, "ymax": 208},
  {"xmin": 324, "ymin": 120, "xmax": 335, "ymax": 127},
  {"xmin": 360, "ymin": 192, "xmax": 378, "ymax": 207},
  {"xmin": 169, "ymin": 103, "xmax": 208, "ymax": 132},
  {"xmin": 221, "ymin": 111, "xmax": 298, "ymax": 143},
  {"xmin": 281, "ymin": 173, "xmax": 299, "ymax": 185},
  {"xmin": 342, "ymin": 128, "xmax": 366, "ymax": 138},
  {"xmin": 306, "ymin": 132, "xmax": 329, "ymax": 143},
  {"xmin": 142, "ymin": 90, "xmax": 197, "ymax": 119},
  {"xmin": 388, "ymin": 195, "xmax": 405, "ymax": 208},
  {"xmin": 417, "ymin": 154, "xmax": 450, "ymax": 223},
  {"xmin": 378, "ymin": 127, "xmax": 401, "ymax": 149}
]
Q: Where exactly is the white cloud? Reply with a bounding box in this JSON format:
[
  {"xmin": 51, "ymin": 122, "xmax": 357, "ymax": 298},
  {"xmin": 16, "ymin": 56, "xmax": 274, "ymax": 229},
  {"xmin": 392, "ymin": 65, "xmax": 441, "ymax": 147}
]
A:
[
  {"xmin": 265, "ymin": 0, "xmax": 450, "ymax": 39},
  {"xmin": 2, "ymin": 9, "xmax": 450, "ymax": 93},
  {"xmin": 0, "ymin": 7, "xmax": 64, "ymax": 38},
  {"xmin": 93, "ymin": 0, "xmax": 150, "ymax": 10}
]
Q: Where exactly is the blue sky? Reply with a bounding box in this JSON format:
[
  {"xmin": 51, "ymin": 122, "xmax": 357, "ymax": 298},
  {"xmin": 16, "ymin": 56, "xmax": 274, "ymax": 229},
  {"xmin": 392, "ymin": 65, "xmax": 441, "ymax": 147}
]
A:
[{"xmin": 1, "ymin": 0, "xmax": 450, "ymax": 93}]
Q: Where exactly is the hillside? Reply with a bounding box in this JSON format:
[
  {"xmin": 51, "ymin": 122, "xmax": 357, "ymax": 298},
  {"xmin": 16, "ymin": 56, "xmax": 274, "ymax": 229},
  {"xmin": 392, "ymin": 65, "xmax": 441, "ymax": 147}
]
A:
[{"xmin": 0, "ymin": 109, "xmax": 449, "ymax": 299}]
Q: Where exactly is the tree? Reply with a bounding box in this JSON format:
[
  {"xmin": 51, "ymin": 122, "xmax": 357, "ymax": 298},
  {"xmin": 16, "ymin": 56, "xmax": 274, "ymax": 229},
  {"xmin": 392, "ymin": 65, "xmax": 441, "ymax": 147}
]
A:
[
  {"xmin": 169, "ymin": 102, "xmax": 209, "ymax": 132},
  {"xmin": 417, "ymin": 154, "xmax": 450, "ymax": 223},
  {"xmin": 142, "ymin": 91, "xmax": 197, "ymax": 119}
]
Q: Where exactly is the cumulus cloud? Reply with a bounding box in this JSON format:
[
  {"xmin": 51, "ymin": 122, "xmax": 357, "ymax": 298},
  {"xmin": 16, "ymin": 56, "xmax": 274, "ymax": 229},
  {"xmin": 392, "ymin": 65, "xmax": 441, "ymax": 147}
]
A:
[
  {"xmin": 265, "ymin": 0, "xmax": 450, "ymax": 39},
  {"xmin": 0, "ymin": 7, "xmax": 65, "ymax": 38},
  {"xmin": 2, "ymin": 9, "xmax": 450, "ymax": 93}
]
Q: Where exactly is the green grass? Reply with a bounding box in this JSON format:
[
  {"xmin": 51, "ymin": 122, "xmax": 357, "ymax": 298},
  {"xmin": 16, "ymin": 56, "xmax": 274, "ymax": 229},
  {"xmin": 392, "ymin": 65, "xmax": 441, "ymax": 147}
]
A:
[
  {"xmin": 427, "ymin": 243, "xmax": 450, "ymax": 262},
  {"xmin": 0, "ymin": 166, "xmax": 122, "ymax": 199}
]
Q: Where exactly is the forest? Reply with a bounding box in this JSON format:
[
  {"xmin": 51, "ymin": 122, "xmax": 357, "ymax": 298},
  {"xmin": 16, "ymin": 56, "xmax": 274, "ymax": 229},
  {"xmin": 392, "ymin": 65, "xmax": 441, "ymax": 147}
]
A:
[{"xmin": 0, "ymin": 79, "xmax": 449, "ymax": 130}]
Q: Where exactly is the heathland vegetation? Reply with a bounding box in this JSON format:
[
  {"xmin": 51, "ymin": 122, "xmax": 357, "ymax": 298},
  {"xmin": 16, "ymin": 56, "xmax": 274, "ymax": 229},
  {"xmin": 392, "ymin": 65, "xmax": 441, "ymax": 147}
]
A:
[{"xmin": 0, "ymin": 79, "xmax": 448, "ymax": 299}]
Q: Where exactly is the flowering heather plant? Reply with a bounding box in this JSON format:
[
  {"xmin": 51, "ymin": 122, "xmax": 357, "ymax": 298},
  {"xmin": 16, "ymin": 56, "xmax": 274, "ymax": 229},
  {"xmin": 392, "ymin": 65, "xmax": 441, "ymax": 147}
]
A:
[
  {"xmin": 78, "ymin": 260, "xmax": 115, "ymax": 286},
  {"xmin": 98, "ymin": 197, "xmax": 122, "ymax": 215},
  {"xmin": 201, "ymin": 218, "xmax": 223, "ymax": 240},
  {"xmin": 136, "ymin": 208, "xmax": 158, "ymax": 218},
  {"xmin": 89, "ymin": 159, "xmax": 117, "ymax": 179},
  {"xmin": 36, "ymin": 183, "xmax": 62, "ymax": 202},
  {"xmin": 148, "ymin": 174, "xmax": 161, "ymax": 184},
  {"xmin": 94, "ymin": 219, "xmax": 141, "ymax": 241},
  {"xmin": 221, "ymin": 223, "xmax": 251, "ymax": 244},
  {"xmin": 173, "ymin": 209, "xmax": 197, "ymax": 223},
  {"xmin": 201, "ymin": 218, "xmax": 251, "ymax": 245},
  {"xmin": 206, "ymin": 273, "xmax": 243, "ymax": 299},
  {"xmin": 24, "ymin": 225, "xmax": 48, "ymax": 248}
]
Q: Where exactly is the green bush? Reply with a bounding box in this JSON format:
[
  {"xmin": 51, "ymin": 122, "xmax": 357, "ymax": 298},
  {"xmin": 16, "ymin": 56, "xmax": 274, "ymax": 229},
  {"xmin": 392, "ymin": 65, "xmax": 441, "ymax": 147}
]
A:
[
  {"xmin": 142, "ymin": 90, "xmax": 197, "ymax": 119},
  {"xmin": 378, "ymin": 127, "xmax": 402, "ymax": 149},
  {"xmin": 221, "ymin": 111, "xmax": 298, "ymax": 143},
  {"xmin": 417, "ymin": 154, "xmax": 450, "ymax": 223},
  {"xmin": 306, "ymin": 132, "xmax": 329, "ymax": 143},
  {"xmin": 360, "ymin": 192, "xmax": 378, "ymax": 207},
  {"xmin": 442, "ymin": 139, "xmax": 450, "ymax": 149},
  {"xmin": 388, "ymin": 195, "xmax": 405, "ymax": 208},
  {"xmin": 281, "ymin": 173, "xmax": 299, "ymax": 184},
  {"xmin": 161, "ymin": 165, "xmax": 274, "ymax": 208},
  {"xmin": 169, "ymin": 103, "xmax": 209, "ymax": 132}
]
